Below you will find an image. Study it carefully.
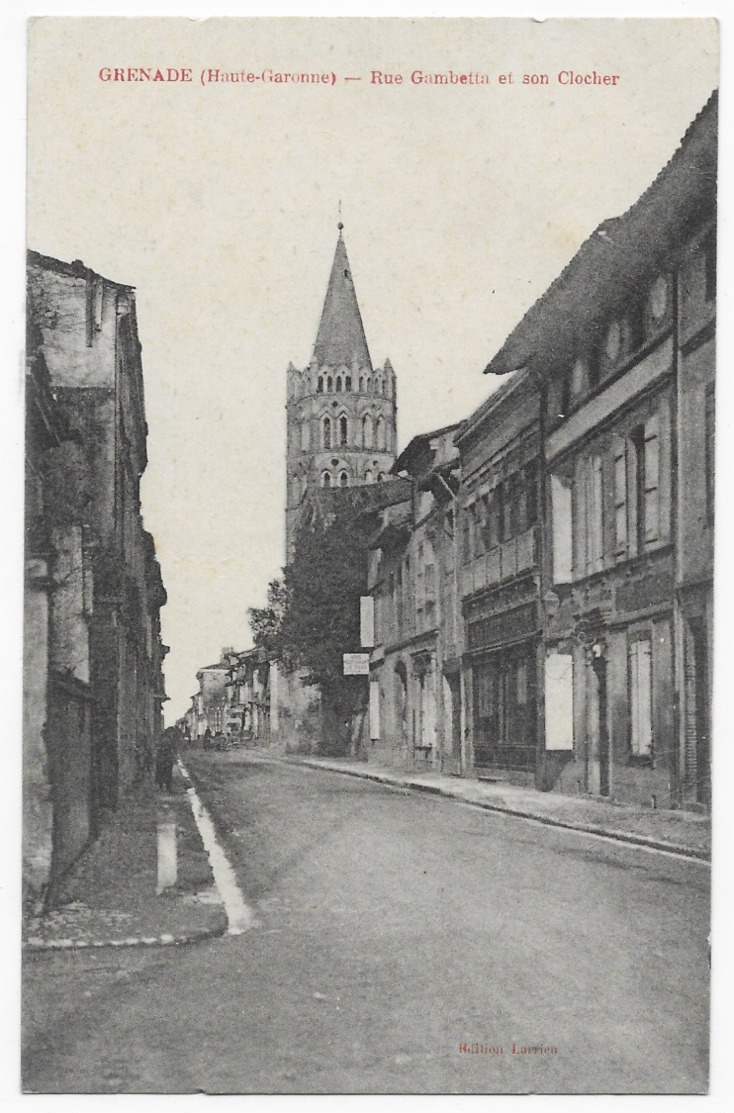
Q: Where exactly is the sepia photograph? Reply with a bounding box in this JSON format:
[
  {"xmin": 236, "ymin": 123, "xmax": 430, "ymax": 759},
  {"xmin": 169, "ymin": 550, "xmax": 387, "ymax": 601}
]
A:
[{"xmin": 18, "ymin": 10, "xmax": 719, "ymax": 1096}]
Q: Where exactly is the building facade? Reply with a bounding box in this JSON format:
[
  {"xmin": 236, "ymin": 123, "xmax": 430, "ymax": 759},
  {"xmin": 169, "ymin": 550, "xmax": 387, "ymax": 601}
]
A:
[
  {"xmin": 24, "ymin": 323, "xmax": 95, "ymax": 903},
  {"xmin": 456, "ymin": 371, "xmax": 542, "ymax": 785},
  {"xmin": 367, "ymin": 426, "xmax": 463, "ymax": 772},
  {"xmin": 188, "ymin": 653, "xmax": 231, "ymax": 738},
  {"xmin": 482, "ymin": 92, "xmax": 716, "ymax": 808},
  {"xmin": 25, "ymin": 252, "xmax": 168, "ymax": 904}
]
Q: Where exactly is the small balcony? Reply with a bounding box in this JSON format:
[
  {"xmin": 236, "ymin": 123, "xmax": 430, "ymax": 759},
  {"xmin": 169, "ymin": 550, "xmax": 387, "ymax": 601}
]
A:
[{"xmin": 462, "ymin": 526, "xmax": 537, "ymax": 597}]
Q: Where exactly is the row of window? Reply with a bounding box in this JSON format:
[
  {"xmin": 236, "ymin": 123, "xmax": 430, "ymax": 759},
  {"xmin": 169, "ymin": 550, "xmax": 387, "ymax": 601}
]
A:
[
  {"xmin": 376, "ymin": 541, "xmax": 438, "ymax": 641},
  {"xmin": 462, "ymin": 463, "xmax": 538, "ymax": 564},
  {"xmin": 551, "ymin": 410, "xmax": 669, "ymax": 583},
  {"xmin": 314, "ymin": 372, "xmax": 389, "ymax": 396},
  {"xmin": 548, "ymin": 242, "xmax": 715, "ymax": 424},
  {"xmin": 546, "ymin": 275, "xmax": 672, "ymax": 422},
  {"xmin": 320, "ymin": 469, "xmax": 387, "ymax": 489},
  {"xmin": 314, "ymin": 412, "xmax": 389, "ymax": 452}
]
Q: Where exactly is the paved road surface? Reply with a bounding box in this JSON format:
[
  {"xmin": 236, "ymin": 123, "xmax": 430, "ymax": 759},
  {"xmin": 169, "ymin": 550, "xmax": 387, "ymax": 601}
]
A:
[{"xmin": 23, "ymin": 752, "xmax": 709, "ymax": 1093}]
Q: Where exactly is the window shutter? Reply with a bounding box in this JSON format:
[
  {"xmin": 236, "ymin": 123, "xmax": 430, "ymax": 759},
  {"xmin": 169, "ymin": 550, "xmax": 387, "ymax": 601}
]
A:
[
  {"xmin": 369, "ymin": 680, "xmax": 381, "ymax": 741},
  {"xmin": 656, "ymin": 402, "xmax": 672, "ymax": 541},
  {"xmin": 613, "ymin": 436, "xmax": 628, "ymax": 558},
  {"xmin": 590, "ymin": 455, "xmax": 604, "ymax": 570},
  {"xmin": 630, "ymin": 639, "xmax": 652, "ymax": 755},
  {"xmin": 545, "ymin": 652, "xmax": 574, "ymax": 750},
  {"xmin": 643, "ymin": 414, "xmax": 660, "ymax": 545},
  {"xmin": 360, "ymin": 596, "xmax": 375, "ymax": 647},
  {"xmin": 551, "ymin": 475, "xmax": 573, "ymax": 583},
  {"xmin": 574, "ymin": 457, "xmax": 587, "ymax": 575}
]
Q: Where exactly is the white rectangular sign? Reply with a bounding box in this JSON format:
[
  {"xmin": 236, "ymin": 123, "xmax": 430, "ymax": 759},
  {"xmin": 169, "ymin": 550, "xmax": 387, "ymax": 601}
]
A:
[{"xmin": 343, "ymin": 653, "xmax": 370, "ymax": 676}]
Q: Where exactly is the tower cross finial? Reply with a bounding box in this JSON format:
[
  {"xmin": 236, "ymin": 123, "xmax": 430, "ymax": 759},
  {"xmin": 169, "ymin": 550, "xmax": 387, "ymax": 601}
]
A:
[{"xmin": 338, "ymin": 199, "xmax": 343, "ymax": 232}]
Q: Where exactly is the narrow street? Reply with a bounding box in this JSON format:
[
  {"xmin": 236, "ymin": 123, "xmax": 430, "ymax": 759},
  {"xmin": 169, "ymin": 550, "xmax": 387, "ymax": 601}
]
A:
[{"xmin": 23, "ymin": 752, "xmax": 709, "ymax": 1094}]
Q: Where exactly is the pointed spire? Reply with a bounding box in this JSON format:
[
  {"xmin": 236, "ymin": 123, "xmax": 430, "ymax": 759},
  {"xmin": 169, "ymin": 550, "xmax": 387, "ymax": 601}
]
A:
[{"xmin": 312, "ymin": 225, "xmax": 373, "ymax": 371}]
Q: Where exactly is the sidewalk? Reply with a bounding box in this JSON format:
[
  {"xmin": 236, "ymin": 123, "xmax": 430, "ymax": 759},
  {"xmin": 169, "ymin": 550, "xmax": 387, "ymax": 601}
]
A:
[
  {"xmin": 24, "ymin": 763, "xmax": 228, "ymax": 952},
  {"xmin": 291, "ymin": 755, "xmax": 712, "ymax": 861}
]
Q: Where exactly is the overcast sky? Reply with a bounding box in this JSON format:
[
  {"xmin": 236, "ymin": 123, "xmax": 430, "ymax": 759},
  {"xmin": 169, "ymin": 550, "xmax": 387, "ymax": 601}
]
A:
[{"xmin": 25, "ymin": 16, "xmax": 718, "ymax": 719}]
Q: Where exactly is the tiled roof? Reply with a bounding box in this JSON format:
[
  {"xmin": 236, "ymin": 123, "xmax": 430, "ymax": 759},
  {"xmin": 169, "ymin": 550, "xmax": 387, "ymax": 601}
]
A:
[{"xmin": 483, "ymin": 90, "xmax": 717, "ymax": 378}]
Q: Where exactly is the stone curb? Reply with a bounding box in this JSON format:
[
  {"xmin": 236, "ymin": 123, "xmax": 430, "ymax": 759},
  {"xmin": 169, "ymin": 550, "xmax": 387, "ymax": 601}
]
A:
[
  {"xmin": 292, "ymin": 757, "xmax": 711, "ymax": 863},
  {"xmin": 23, "ymin": 916, "xmax": 228, "ymax": 954}
]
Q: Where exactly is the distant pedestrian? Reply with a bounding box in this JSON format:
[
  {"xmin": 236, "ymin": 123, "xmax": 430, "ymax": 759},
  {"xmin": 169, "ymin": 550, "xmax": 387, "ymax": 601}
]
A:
[
  {"xmin": 203, "ymin": 727, "xmax": 212, "ymax": 751},
  {"xmin": 155, "ymin": 729, "xmax": 177, "ymax": 791}
]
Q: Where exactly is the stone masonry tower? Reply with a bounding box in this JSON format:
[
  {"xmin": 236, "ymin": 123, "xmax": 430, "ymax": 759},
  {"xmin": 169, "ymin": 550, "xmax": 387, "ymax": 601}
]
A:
[{"xmin": 285, "ymin": 224, "xmax": 398, "ymax": 560}]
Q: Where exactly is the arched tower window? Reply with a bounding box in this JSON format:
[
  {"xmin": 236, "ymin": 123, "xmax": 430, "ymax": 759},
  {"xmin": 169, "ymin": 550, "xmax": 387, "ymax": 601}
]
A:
[
  {"xmin": 375, "ymin": 414, "xmax": 386, "ymax": 451},
  {"xmin": 377, "ymin": 472, "xmax": 385, "ymax": 482},
  {"xmin": 339, "ymin": 471, "xmax": 349, "ymax": 488},
  {"xmin": 336, "ymin": 375, "xmax": 343, "ymax": 392},
  {"xmin": 322, "ymin": 416, "xmax": 332, "ymax": 449},
  {"xmin": 364, "ymin": 470, "xmax": 374, "ymax": 484},
  {"xmin": 300, "ymin": 418, "xmax": 310, "ymax": 451},
  {"xmin": 317, "ymin": 375, "xmax": 324, "ymax": 393},
  {"xmin": 362, "ymin": 414, "xmax": 373, "ymax": 449},
  {"xmin": 366, "ymin": 376, "xmax": 372, "ymax": 393},
  {"xmin": 359, "ymin": 376, "xmax": 366, "ymax": 392},
  {"xmin": 345, "ymin": 375, "xmax": 352, "ymax": 391},
  {"xmin": 339, "ymin": 415, "xmax": 348, "ymax": 446},
  {"xmin": 327, "ymin": 375, "xmax": 333, "ymax": 392},
  {"xmin": 321, "ymin": 472, "xmax": 332, "ymax": 488}
]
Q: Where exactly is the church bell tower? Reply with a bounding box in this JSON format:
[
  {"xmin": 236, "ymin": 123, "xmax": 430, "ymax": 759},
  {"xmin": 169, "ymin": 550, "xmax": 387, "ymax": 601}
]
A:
[{"xmin": 285, "ymin": 223, "xmax": 398, "ymax": 560}]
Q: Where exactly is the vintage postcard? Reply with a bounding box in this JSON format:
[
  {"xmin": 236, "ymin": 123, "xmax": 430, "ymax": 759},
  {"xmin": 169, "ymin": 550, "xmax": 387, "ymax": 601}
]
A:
[{"xmin": 21, "ymin": 14, "xmax": 718, "ymax": 1096}]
